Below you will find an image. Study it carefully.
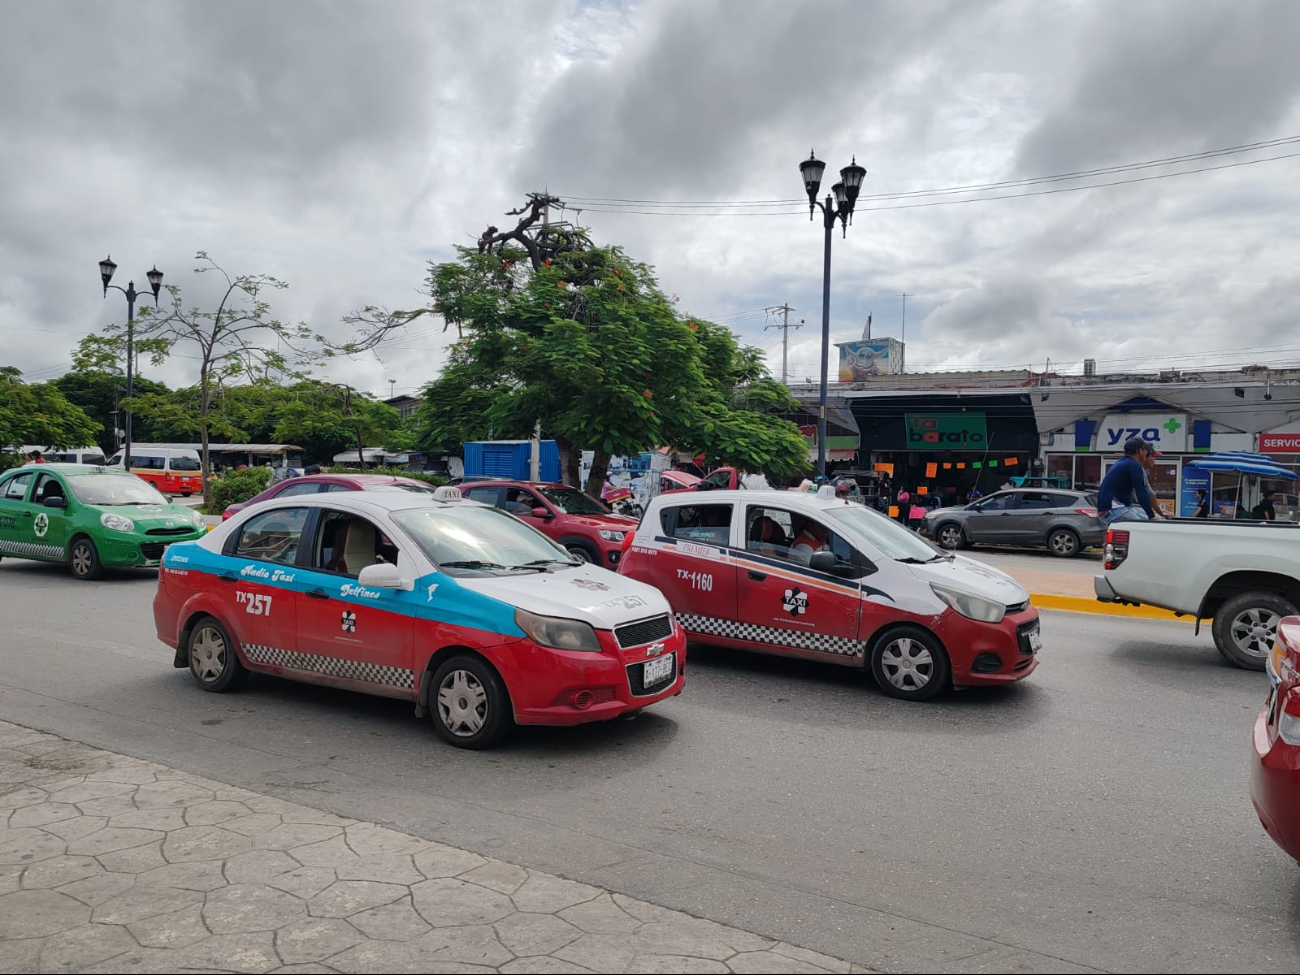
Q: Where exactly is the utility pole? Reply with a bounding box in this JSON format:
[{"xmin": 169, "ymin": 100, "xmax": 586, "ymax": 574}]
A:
[
  {"xmin": 764, "ymin": 303, "xmax": 803, "ymax": 384},
  {"xmin": 897, "ymin": 292, "xmax": 912, "ymax": 374},
  {"xmin": 388, "ymin": 379, "xmax": 396, "ymax": 399}
]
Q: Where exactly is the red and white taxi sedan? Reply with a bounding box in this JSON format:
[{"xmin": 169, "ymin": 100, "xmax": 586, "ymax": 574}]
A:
[
  {"xmin": 154, "ymin": 490, "xmax": 685, "ymax": 748},
  {"xmin": 1251, "ymin": 617, "xmax": 1300, "ymax": 860}
]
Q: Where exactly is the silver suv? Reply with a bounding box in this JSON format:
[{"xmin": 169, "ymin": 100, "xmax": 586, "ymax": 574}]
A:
[{"xmin": 919, "ymin": 488, "xmax": 1103, "ymax": 558}]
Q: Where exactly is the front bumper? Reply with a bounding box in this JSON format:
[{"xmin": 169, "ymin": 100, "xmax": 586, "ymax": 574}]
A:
[
  {"xmin": 935, "ymin": 606, "xmax": 1040, "ymax": 686},
  {"xmin": 503, "ymin": 623, "xmax": 687, "ymax": 726},
  {"xmin": 99, "ymin": 530, "xmax": 207, "ymax": 567},
  {"xmin": 1251, "ymin": 706, "xmax": 1300, "ymax": 861}
]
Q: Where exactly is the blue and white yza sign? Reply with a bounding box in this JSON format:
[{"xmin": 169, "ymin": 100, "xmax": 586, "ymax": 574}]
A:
[{"xmin": 1097, "ymin": 413, "xmax": 1188, "ymax": 452}]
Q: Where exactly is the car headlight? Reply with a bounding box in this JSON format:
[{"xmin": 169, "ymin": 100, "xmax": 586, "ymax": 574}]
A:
[
  {"xmin": 930, "ymin": 583, "xmax": 1006, "ymax": 623},
  {"xmin": 100, "ymin": 512, "xmax": 135, "ymax": 532},
  {"xmin": 191, "ymin": 509, "xmax": 206, "ymax": 528},
  {"xmin": 514, "ymin": 609, "xmax": 602, "ymax": 652},
  {"xmin": 598, "ymin": 530, "xmax": 626, "ymax": 542}
]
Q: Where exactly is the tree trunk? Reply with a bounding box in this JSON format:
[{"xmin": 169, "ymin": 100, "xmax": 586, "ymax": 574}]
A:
[
  {"xmin": 199, "ymin": 370, "xmax": 212, "ymax": 507},
  {"xmin": 586, "ymin": 450, "xmax": 612, "ymax": 502},
  {"xmin": 554, "ymin": 436, "xmax": 581, "ymax": 487}
]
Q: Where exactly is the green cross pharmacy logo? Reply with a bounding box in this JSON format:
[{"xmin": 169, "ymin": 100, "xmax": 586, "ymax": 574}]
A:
[{"xmin": 1163, "ymin": 417, "xmax": 1183, "ymax": 435}]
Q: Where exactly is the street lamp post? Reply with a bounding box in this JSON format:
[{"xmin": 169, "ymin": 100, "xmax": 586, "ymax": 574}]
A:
[
  {"xmin": 798, "ymin": 150, "xmax": 866, "ymax": 478},
  {"xmin": 99, "ymin": 257, "xmax": 163, "ymax": 470}
]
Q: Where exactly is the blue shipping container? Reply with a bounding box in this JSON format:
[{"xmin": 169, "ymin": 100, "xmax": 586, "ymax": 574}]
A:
[{"xmin": 462, "ymin": 440, "xmax": 561, "ymax": 482}]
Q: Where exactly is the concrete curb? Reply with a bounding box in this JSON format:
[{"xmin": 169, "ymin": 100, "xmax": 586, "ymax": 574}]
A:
[{"xmin": 1031, "ymin": 592, "xmax": 1196, "ymax": 622}]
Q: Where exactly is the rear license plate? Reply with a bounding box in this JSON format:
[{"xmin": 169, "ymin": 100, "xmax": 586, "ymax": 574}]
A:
[{"xmin": 644, "ymin": 654, "xmax": 673, "ymax": 687}]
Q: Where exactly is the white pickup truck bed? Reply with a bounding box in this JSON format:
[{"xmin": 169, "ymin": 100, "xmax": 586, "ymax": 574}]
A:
[{"xmin": 1095, "ymin": 518, "xmax": 1300, "ymax": 670}]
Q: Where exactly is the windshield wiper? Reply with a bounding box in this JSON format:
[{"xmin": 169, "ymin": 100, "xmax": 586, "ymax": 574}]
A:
[
  {"xmin": 517, "ymin": 558, "xmax": 581, "ymax": 570},
  {"xmin": 438, "ymin": 560, "xmax": 509, "ymax": 571}
]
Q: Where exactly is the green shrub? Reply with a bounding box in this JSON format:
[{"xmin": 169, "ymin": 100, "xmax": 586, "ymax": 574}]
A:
[
  {"xmin": 205, "ymin": 466, "xmax": 272, "ymax": 514},
  {"xmin": 326, "ymin": 465, "xmax": 448, "ymax": 487}
]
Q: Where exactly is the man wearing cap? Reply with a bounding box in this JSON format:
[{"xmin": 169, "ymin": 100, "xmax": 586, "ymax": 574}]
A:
[{"xmin": 1097, "ymin": 438, "xmax": 1156, "ymax": 523}]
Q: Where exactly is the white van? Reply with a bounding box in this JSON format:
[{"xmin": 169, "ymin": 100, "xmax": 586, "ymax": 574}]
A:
[
  {"xmin": 19, "ymin": 445, "xmax": 109, "ymax": 466},
  {"xmin": 105, "ymin": 444, "xmax": 204, "ymax": 496}
]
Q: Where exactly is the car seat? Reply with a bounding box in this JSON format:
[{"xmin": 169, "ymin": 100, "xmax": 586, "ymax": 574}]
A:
[{"xmin": 342, "ymin": 520, "xmax": 378, "ymax": 576}]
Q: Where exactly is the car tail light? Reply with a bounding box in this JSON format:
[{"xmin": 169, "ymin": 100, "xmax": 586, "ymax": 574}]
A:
[
  {"xmin": 1075, "ymin": 508, "xmax": 1098, "ymax": 517},
  {"xmin": 1104, "ymin": 529, "xmax": 1129, "ymax": 570},
  {"xmin": 1276, "ymin": 687, "xmax": 1300, "ymax": 746}
]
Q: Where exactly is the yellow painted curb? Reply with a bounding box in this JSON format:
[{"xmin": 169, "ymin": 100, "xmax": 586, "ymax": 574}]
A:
[{"xmin": 1031, "ymin": 593, "xmax": 1196, "ymax": 622}]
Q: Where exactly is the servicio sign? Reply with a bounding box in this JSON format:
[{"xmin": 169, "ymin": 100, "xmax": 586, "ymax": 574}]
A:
[{"xmin": 1096, "ymin": 414, "xmax": 1187, "ymax": 452}]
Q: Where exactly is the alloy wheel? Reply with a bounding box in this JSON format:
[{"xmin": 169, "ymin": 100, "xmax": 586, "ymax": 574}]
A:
[{"xmin": 1229, "ymin": 608, "xmax": 1280, "ymax": 659}]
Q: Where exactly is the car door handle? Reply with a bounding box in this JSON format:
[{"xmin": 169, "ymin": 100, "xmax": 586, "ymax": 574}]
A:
[
  {"xmin": 306, "ymin": 589, "xmax": 330, "ymax": 600},
  {"xmin": 748, "ymin": 569, "xmax": 767, "ymax": 581},
  {"xmin": 218, "ymin": 574, "xmax": 236, "ymax": 583},
  {"xmin": 22, "ymin": 511, "xmax": 32, "ymax": 518}
]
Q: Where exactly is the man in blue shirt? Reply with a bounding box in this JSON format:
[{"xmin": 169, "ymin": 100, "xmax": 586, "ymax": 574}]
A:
[{"xmin": 1098, "ymin": 438, "xmax": 1155, "ymax": 523}]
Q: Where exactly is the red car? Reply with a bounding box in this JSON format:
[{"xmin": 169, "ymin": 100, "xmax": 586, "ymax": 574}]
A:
[
  {"xmin": 1251, "ymin": 617, "xmax": 1300, "ymax": 861},
  {"xmin": 222, "ymin": 473, "xmax": 440, "ymax": 521},
  {"xmin": 459, "ymin": 480, "xmax": 637, "ymax": 568}
]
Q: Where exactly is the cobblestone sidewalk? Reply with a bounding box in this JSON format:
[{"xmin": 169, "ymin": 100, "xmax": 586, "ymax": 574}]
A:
[{"xmin": 0, "ymin": 721, "xmax": 871, "ymax": 974}]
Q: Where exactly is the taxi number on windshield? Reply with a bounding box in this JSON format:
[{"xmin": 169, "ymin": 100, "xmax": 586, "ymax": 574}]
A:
[
  {"xmin": 644, "ymin": 654, "xmax": 674, "ymax": 686},
  {"xmin": 236, "ymin": 592, "xmax": 273, "ymax": 616},
  {"xmin": 676, "ymin": 569, "xmax": 713, "ymax": 592}
]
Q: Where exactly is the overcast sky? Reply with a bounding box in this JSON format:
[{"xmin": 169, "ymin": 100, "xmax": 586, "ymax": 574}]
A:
[{"xmin": 4, "ymin": 0, "xmax": 1299, "ymax": 400}]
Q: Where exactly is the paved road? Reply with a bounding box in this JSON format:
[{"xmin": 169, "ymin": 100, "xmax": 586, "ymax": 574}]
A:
[{"xmin": 0, "ymin": 558, "xmax": 1293, "ymax": 974}]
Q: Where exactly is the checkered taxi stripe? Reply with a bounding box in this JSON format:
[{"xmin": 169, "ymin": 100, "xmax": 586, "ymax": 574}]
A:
[
  {"xmin": 675, "ymin": 613, "xmax": 865, "ymax": 659},
  {"xmin": 0, "ymin": 540, "xmax": 65, "ymax": 559},
  {"xmin": 242, "ymin": 643, "xmax": 415, "ymax": 691}
]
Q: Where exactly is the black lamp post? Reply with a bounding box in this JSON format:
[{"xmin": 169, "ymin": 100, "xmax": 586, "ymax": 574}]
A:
[
  {"xmin": 99, "ymin": 256, "xmax": 163, "ymax": 466},
  {"xmin": 798, "ymin": 150, "xmax": 866, "ymax": 477}
]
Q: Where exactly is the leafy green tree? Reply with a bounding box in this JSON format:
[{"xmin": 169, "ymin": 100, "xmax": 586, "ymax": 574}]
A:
[
  {"xmin": 52, "ymin": 334, "xmax": 172, "ymax": 455},
  {"xmin": 270, "ymin": 381, "xmax": 405, "ymax": 464},
  {"xmin": 0, "ymin": 367, "xmax": 102, "ymax": 457},
  {"xmin": 118, "ymin": 252, "xmax": 312, "ymax": 503}
]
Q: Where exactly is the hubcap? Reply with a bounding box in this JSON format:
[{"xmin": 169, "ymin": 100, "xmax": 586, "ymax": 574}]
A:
[
  {"xmin": 568, "ymin": 547, "xmax": 592, "ymax": 563},
  {"xmin": 437, "ymin": 670, "xmax": 488, "ymax": 737},
  {"xmin": 1052, "ymin": 532, "xmax": 1076, "ymax": 554},
  {"xmin": 879, "ymin": 638, "xmax": 935, "ymax": 691},
  {"xmin": 72, "ymin": 544, "xmax": 92, "ymax": 575},
  {"xmin": 1230, "ymin": 608, "xmax": 1280, "ymax": 658},
  {"xmin": 190, "ymin": 626, "xmax": 228, "ymax": 683},
  {"xmin": 940, "ymin": 527, "xmax": 960, "ymax": 547}
]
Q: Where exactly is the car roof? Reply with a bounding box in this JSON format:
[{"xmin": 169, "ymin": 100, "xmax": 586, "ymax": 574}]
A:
[
  {"xmin": 461, "ymin": 480, "xmax": 571, "ymax": 489},
  {"xmin": 248, "ymin": 491, "xmax": 477, "ymax": 516},
  {"xmin": 650, "ymin": 488, "xmax": 849, "ymax": 512},
  {"xmin": 5, "ymin": 464, "xmax": 125, "ymax": 475}
]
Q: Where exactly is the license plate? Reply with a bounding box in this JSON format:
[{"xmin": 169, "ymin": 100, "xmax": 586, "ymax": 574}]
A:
[
  {"xmin": 1029, "ymin": 628, "xmax": 1043, "ymax": 653},
  {"xmin": 644, "ymin": 654, "xmax": 674, "ymax": 687}
]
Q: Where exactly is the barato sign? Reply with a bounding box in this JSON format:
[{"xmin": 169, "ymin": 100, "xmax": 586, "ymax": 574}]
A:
[
  {"xmin": 1261, "ymin": 433, "xmax": 1300, "ymax": 453},
  {"xmin": 1097, "ymin": 414, "xmax": 1187, "ymax": 452},
  {"xmin": 905, "ymin": 413, "xmax": 987, "ymax": 449}
]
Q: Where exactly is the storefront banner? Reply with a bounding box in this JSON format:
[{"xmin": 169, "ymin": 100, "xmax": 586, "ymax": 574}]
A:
[
  {"xmin": 906, "ymin": 413, "xmax": 988, "ymax": 449},
  {"xmin": 1180, "ymin": 466, "xmax": 1211, "ymax": 517},
  {"xmin": 1261, "ymin": 433, "xmax": 1300, "ymax": 453},
  {"xmin": 1097, "ymin": 413, "xmax": 1188, "ymax": 452}
]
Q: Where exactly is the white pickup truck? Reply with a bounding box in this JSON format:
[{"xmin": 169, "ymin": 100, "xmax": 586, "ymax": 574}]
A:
[{"xmin": 1094, "ymin": 519, "xmax": 1300, "ymax": 670}]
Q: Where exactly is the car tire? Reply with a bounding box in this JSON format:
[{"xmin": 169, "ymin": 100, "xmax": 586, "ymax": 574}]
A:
[
  {"xmin": 1047, "ymin": 528, "xmax": 1081, "ymax": 558},
  {"xmin": 935, "ymin": 523, "xmax": 965, "ymax": 550},
  {"xmin": 68, "ymin": 536, "xmax": 104, "ymax": 581},
  {"xmin": 430, "ymin": 654, "xmax": 513, "ymax": 749},
  {"xmin": 869, "ymin": 626, "xmax": 951, "ymax": 701},
  {"xmin": 565, "ymin": 542, "xmax": 599, "ymax": 564},
  {"xmin": 1211, "ymin": 591, "xmax": 1297, "ymax": 671},
  {"xmin": 186, "ymin": 616, "xmax": 249, "ymax": 692}
]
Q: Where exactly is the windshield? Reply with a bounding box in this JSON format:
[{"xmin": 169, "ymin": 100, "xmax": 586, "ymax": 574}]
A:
[
  {"xmin": 392, "ymin": 505, "xmax": 574, "ymax": 576},
  {"xmin": 169, "ymin": 457, "xmax": 201, "ymax": 471},
  {"xmin": 67, "ymin": 474, "xmax": 169, "ymax": 506},
  {"xmin": 825, "ymin": 503, "xmax": 945, "ymax": 562},
  {"xmin": 367, "ymin": 481, "xmax": 438, "ymax": 494},
  {"xmin": 537, "ymin": 486, "xmax": 608, "ymax": 514}
]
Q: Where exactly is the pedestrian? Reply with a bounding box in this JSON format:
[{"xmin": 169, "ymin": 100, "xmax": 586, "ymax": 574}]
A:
[
  {"xmin": 967, "ymin": 486, "xmax": 982, "ymax": 503},
  {"xmin": 304, "ymin": 464, "xmax": 322, "ymax": 476},
  {"xmin": 1192, "ymin": 488, "xmax": 1210, "ymax": 519},
  {"xmin": 895, "ymin": 487, "xmax": 910, "ymax": 525},
  {"xmin": 1251, "ymin": 489, "xmax": 1278, "ymax": 521},
  {"xmin": 25, "ymin": 449, "xmax": 45, "ymax": 465},
  {"xmin": 1097, "ymin": 438, "xmax": 1156, "ymax": 524}
]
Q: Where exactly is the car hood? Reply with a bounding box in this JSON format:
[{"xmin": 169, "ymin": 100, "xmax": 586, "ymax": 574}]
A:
[
  {"xmin": 93, "ymin": 503, "xmax": 202, "ymax": 530},
  {"xmin": 458, "ymin": 565, "xmax": 672, "ymax": 628},
  {"xmin": 904, "ymin": 555, "xmax": 1030, "ymax": 604},
  {"xmin": 559, "ymin": 513, "xmax": 639, "ymax": 530}
]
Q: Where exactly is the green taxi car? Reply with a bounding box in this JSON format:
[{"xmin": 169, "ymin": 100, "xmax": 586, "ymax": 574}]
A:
[{"xmin": 0, "ymin": 464, "xmax": 207, "ymax": 579}]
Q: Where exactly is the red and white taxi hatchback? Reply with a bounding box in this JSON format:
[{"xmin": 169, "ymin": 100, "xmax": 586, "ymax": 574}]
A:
[
  {"xmin": 1252, "ymin": 618, "xmax": 1300, "ymax": 860},
  {"xmin": 154, "ymin": 490, "xmax": 686, "ymax": 748}
]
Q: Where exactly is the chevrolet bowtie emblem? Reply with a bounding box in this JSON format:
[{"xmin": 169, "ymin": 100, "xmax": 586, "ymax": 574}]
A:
[{"xmin": 645, "ymin": 642, "xmax": 666, "ymax": 657}]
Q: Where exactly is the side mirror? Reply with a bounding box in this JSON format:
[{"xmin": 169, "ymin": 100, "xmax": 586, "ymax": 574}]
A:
[
  {"xmin": 531, "ymin": 507, "xmax": 553, "ymax": 519},
  {"xmin": 43, "ymin": 496, "xmax": 69, "ymax": 508},
  {"xmin": 809, "ymin": 550, "xmax": 837, "ymax": 573},
  {"xmin": 357, "ymin": 562, "xmax": 413, "ymax": 591}
]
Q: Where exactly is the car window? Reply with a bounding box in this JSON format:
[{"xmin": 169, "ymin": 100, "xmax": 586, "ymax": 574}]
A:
[
  {"xmin": 129, "ymin": 454, "xmax": 165, "ymax": 470},
  {"xmin": 276, "ymin": 482, "xmax": 324, "ymax": 498},
  {"xmin": 463, "ymin": 487, "xmax": 502, "ymax": 506},
  {"xmin": 537, "ymin": 486, "xmax": 608, "ymax": 514},
  {"xmin": 168, "ymin": 455, "xmax": 201, "ymax": 471},
  {"xmin": 82, "ymin": 454, "xmax": 107, "ymax": 466},
  {"xmin": 1050, "ymin": 493, "xmax": 1082, "ymax": 508},
  {"xmin": 2, "ymin": 472, "xmax": 33, "ymax": 502},
  {"xmin": 699, "ymin": 471, "xmax": 731, "ymax": 491},
  {"xmin": 661, "ymin": 503, "xmax": 732, "ymax": 545},
  {"xmin": 322, "ymin": 483, "xmax": 354, "ymax": 492},
  {"xmin": 32, "ymin": 474, "xmax": 66, "ymax": 504},
  {"xmin": 973, "ymin": 493, "xmax": 1018, "ymax": 512},
  {"xmin": 1017, "ymin": 492, "xmax": 1055, "ymax": 510},
  {"xmin": 312, "ymin": 510, "xmax": 397, "ymax": 577},
  {"xmin": 233, "ymin": 507, "xmax": 309, "ymax": 566},
  {"xmin": 505, "ymin": 487, "xmax": 542, "ymax": 514}
]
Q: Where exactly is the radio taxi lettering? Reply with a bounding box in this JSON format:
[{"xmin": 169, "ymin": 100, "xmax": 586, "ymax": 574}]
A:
[
  {"xmin": 239, "ymin": 564, "xmax": 296, "ymax": 583},
  {"xmin": 340, "ymin": 583, "xmax": 383, "ymax": 600},
  {"xmin": 905, "ymin": 413, "xmax": 987, "ymax": 449}
]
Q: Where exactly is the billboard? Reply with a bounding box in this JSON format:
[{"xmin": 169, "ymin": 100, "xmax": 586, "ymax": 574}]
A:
[
  {"xmin": 1096, "ymin": 414, "xmax": 1188, "ymax": 452},
  {"xmin": 905, "ymin": 413, "xmax": 988, "ymax": 449},
  {"xmin": 838, "ymin": 339, "xmax": 902, "ymax": 380}
]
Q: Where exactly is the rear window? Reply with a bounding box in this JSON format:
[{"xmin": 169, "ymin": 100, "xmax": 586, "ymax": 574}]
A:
[
  {"xmin": 169, "ymin": 456, "xmax": 201, "ymax": 471},
  {"xmin": 232, "ymin": 508, "xmax": 309, "ymax": 566},
  {"xmin": 660, "ymin": 503, "xmax": 732, "ymax": 545}
]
